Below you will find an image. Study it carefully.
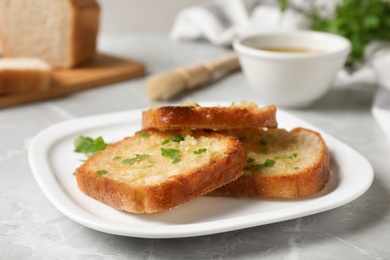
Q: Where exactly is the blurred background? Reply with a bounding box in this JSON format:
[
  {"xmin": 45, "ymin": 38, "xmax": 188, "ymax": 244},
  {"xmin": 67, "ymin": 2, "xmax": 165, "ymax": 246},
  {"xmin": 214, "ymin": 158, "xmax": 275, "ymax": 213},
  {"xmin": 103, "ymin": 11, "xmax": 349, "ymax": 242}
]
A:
[{"xmin": 98, "ymin": 0, "xmax": 208, "ymax": 33}]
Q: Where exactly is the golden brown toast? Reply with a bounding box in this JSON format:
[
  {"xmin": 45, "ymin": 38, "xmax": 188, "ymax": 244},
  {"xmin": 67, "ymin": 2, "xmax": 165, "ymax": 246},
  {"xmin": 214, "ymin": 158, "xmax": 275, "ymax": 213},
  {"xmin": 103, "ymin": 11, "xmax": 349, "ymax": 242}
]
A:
[
  {"xmin": 142, "ymin": 102, "xmax": 277, "ymax": 130},
  {"xmin": 75, "ymin": 129, "xmax": 247, "ymax": 213},
  {"xmin": 209, "ymin": 127, "xmax": 330, "ymax": 198}
]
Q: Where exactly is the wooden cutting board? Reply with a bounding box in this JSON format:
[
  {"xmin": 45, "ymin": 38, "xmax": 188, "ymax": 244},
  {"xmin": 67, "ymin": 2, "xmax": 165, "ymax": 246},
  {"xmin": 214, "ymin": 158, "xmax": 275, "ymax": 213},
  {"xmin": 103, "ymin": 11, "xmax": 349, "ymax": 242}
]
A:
[{"xmin": 0, "ymin": 53, "xmax": 146, "ymax": 109}]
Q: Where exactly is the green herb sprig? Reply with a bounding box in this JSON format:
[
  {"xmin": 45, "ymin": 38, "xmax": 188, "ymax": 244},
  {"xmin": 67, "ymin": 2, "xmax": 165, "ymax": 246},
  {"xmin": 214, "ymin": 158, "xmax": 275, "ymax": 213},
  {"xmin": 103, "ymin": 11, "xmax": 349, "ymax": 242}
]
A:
[
  {"xmin": 250, "ymin": 159, "xmax": 276, "ymax": 169},
  {"xmin": 260, "ymin": 138, "xmax": 269, "ymax": 145},
  {"xmin": 194, "ymin": 148, "xmax": 207, "ymax": 154},
  {"xmin": 121, "ymin": 154, "xmax": 150, "ymax": 165},
  {"xmin": 247, "ymin": 157, "xmax": 255, "ymax": 163},
  {"xmin": 161, "ymin": 148, "xmax": 180, "ymax": 163},
  {"xmin": 74, "ymin": 136, "xmax": 109, "ymax": 158},
  {"xmin": 246, "ymin": 153, "xmax": 298, "ymax": 170},
  {"xmin": 96, "ymin": 170, "xmax": 108, "ymax": 175},
  {"xmin": 138, "ymin": 131, "xmax": 150, "ymax": 137},
  {"xmin": 162, "ymin": 134, "xmax": 185, "ymax": 145},
  {"xmin": 279, "ymin": 0, "xmax": 390, "ymax": 66},
  {"xmin": 310, "ymin": 0, "xmax": 390, "ymax": 65}
]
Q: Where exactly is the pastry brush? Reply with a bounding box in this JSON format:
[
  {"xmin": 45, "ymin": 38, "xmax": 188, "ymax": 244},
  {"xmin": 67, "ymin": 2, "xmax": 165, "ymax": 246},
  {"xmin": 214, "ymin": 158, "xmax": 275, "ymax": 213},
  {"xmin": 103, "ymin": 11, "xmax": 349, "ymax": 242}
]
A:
[{"xmin": 146, "ymin": 52, "xmax": 240, "ymax": 101}]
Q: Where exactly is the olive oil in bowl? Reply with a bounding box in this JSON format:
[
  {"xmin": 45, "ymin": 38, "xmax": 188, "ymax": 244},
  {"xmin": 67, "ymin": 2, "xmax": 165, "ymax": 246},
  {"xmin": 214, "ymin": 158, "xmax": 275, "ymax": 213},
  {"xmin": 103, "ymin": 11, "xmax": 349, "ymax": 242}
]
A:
[{"xmin": 258, "ymin": 47, "xmax": 322, "ymax": 54}]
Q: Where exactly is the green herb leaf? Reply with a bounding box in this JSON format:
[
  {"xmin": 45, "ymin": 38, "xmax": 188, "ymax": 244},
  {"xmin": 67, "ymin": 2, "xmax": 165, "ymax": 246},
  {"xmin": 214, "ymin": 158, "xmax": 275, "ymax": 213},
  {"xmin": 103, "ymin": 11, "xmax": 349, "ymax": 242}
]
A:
[
  {"xmin": 172, "ymin": 158, "xmax": 181, "ymax": 164},
  {"xmin": 113, "ymin": 156, "xmax": 122, "ymax": 161},
  {"xmin": 247, "ymin": 157, "xmax": 255, "ymax": 163},
  {"xmin": 307, "ymin": 0, "xmax": 390, "ymax": 66},
  {"xmin": 289, "ymin": 153, "xmax": 298, "ymax": 160},
  {"xmin": 138, "ymin": 131, "xmax": 150, "ymax": 137},
  {"xmin": 263, "ymin": 159, "xmax": 276, "ymax": 167},
  {"xmin": 194, "ymin": 148, "xmax": 207, "ymax": 154},
  {"xmin": 161, "ymin": 148, "xmax": 180, "ymax": 163},
  {"xmin": 121, "ymin": 154, "xmax": 149, "ymax": 165},
  {"xmin": 275, "ymin": 154, "xmax": 287, "ymax": 160},
  {"xmin": 74, "ymin": 136, "xmax": 108, "ymax": 158},
  {"xmin": 96, "ymin": 170, "xmax": 108, "ymax": 175},
  {"xmin": 162, "ymin": 134, "xmax": 185, "ymax": 145},
  {"xmin": 250, "ymin": 159, "xmax": 276, "ymax": 169},
  {"xmin": 277, "ymin": 0, "xmax": 288, "ymax": 12},
  {"xmin": 260, "ymin": 138, "xmax": 269, "ymax": 145}
]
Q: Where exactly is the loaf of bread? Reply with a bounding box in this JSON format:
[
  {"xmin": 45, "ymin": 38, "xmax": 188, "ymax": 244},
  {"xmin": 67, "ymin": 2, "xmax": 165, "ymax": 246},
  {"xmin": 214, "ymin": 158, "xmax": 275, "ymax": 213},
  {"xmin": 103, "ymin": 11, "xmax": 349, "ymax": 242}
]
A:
[
  {"xmin": 0, "ymin": 58, "xmax": 51, "ymax": 95},
  {"xmin": 0, "ymin": 0, "xmax": 100, "ymax": 68},
  {"xmin": 142, "ymin": 102, "xmax": 278, "ymax": 130},
  {"xmin": 75, "ymin": 129, "xmax": 247, "ymax": 213},
  {"xmin": 209, "ymin": 127, "xmax": 330, "ymax": 198}
]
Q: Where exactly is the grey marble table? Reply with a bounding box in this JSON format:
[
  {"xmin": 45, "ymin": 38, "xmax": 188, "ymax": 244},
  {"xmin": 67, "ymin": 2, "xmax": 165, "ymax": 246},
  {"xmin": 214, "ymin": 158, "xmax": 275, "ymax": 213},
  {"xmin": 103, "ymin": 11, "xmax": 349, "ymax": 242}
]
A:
[{"xmin": 1, "ymin": 33, "xmax": 389, "ymax": 259}]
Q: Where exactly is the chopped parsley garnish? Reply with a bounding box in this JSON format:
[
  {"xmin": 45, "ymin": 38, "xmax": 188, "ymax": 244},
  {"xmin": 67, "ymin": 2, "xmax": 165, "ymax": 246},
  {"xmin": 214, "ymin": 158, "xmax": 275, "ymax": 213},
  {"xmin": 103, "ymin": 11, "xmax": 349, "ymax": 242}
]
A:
[
  {"xmin": 250, "ymin": 159, "xmax": 276, "ymax": 169},
  {"xmin": 161, "ymin": 148, "xmax": 180, "ymax": 163},
  {"xmin": 112, "ymin": 156, "xmax": 122, "ymax": 161},
  {"xmin": 121, "ymin": 154, "xmax": 150, "ymax": 165},
  {"xmin": 138, "ymin": 131, "xmax": 150, "ymax": 137},
  {"xmin": 260, "ymin": 138, "xmax": 269, "ymax": 145},
  {"xmin": 275, "ymin": 154, "xmax": 287, "ymax": 160},
  {"xmin": 74, "ymin": 136, "xmax": 108, "ymax": 157},
  {"xmin": 273, "ymin": 153, "xmax": 298, "ymax": 161},
  {"xmin": 194, "ymin": 148, "xmax": 207, "ymax": 154},
  {"xmin": 247, "ymin": 157, "xmax": 255, "ymax": 163},
  {"xmin": 96, "ymin": 170, "xmax": 108, "ymax": 175},
  {"xmin": 162, "ymin": 134, "xmax": 185, "ymax": 145},
  {"xmin": 246, "ymin": 152, "xmax": 299, "ymax": 171},
  {"xmin": 263, "ymin": 159, "xmax": 276, "ymax": 167}
]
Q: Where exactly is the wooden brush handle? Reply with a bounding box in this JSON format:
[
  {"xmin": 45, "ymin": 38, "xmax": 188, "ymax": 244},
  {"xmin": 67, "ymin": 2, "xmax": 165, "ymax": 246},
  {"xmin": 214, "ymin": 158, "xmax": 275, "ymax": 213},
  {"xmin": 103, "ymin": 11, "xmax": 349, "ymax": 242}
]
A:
[
  {"xmin": 146, "ymin": 52, "xmax": 240, "ymax": 101},
  {"xmin": 175, "ymin": 52, "xmax": 240, "ymax": 89},
  {"xmin": 211, "ymin": 52, "xmax": 241, "ymax": 72}
]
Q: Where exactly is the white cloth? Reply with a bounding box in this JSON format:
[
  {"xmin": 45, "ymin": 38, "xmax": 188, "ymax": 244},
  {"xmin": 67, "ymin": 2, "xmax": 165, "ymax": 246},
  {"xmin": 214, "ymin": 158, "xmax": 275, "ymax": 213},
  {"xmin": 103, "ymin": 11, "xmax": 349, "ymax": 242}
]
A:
[{"xmin": 170, "ymin": 0, "xmax": 390, "ymax": 143}]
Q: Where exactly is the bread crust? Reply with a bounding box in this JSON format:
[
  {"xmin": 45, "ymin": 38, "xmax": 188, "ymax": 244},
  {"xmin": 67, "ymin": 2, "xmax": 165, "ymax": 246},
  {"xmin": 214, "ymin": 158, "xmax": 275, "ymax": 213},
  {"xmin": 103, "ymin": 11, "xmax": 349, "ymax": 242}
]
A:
[
  {"xmin": 0, "ymin": 59, "xmax": 51, "ymax": 95},
  {"xmin": 209, "ymin": 128, "xmax": 330, "ymax": 198},
  {"xmin": 69, "ymin": 0, "xmax": 100, "ymax": 67},
  {"xmin": 142, "ymin": 105, "xmax": 278, "ymax": 130},
  {"xmin": 75, "ymin": 129, "xmax": 247, "ymax": 213},
  {"xmin": 0, "ymin": 69, "xmax": 50, "ymax": 95}
]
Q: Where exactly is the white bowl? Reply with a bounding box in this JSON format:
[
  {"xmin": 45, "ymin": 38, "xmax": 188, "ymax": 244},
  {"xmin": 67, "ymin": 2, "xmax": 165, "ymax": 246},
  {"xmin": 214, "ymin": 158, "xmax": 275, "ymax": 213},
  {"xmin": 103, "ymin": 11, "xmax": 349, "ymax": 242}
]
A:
[{"xmin": 234, "ymin": 30, "xmax": 351, "ymax": 108}]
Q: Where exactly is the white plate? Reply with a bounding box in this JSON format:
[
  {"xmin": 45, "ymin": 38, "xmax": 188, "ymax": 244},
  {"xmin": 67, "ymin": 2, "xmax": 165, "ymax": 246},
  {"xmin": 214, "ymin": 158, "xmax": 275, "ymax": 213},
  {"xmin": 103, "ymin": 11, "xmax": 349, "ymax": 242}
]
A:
[{"xmin": 28, "ymin": 103, "xmax": 374, "ymax": 238}]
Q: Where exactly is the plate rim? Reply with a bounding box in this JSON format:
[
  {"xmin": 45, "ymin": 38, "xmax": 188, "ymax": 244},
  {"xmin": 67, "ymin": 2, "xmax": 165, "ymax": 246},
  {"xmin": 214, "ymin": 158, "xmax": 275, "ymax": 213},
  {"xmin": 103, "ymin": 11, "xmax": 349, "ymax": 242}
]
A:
[{"xmin": 28, "ymin": 103, "xmax": 374, "ymax": 238}]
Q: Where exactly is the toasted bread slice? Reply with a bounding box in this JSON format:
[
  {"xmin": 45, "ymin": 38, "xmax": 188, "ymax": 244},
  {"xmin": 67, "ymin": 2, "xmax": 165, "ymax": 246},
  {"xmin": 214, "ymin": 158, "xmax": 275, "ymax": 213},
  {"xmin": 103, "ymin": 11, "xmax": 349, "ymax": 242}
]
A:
[
  {"xmin": 142, "ymin": 102, "xmax": 277, "ymax": 130},
  {"xmin": 209, "ymin": 127, "xmax": 330, "ymax": 198},
  {"xmin": 75, "ymin": 129, "xmax": 246, "ymax": 213}
]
